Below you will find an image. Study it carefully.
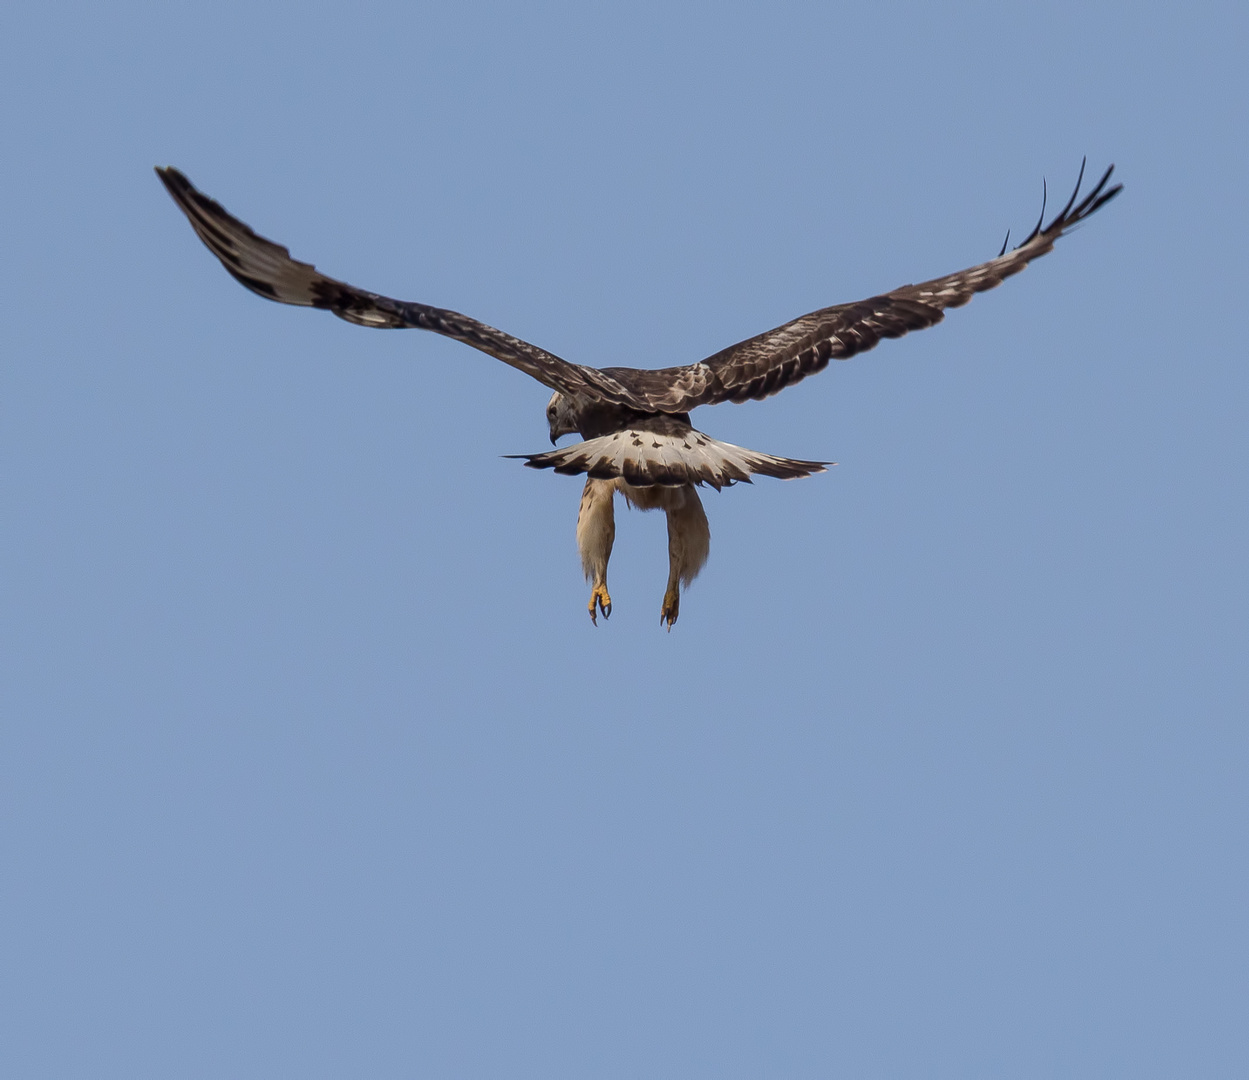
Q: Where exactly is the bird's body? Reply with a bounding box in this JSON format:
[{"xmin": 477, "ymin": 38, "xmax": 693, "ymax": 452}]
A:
[{"xmin": 156, "ymin": 162, "xmax": 1120, "ymax": 627}]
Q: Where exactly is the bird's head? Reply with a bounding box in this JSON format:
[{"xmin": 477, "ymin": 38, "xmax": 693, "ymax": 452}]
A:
[{"xmin": 546, "ymin": 391, "xmax": 580, "ymax": 444}]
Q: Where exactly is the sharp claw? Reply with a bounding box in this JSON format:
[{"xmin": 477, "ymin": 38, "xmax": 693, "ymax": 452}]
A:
[
  {"xmin": 588, "ymin": 585, "xmax": 611, "ymax": 626},
  {"xmin": 660, "ymin": 588, "xmax": 680, "ymax": 630}
]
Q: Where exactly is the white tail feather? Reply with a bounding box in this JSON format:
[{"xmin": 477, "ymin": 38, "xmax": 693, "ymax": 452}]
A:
[{"xmin": 510, "ymin": 427, "xmax": 830, "ymax": 488}]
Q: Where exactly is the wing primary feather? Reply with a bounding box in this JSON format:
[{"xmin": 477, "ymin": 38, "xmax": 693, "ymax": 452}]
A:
[
  {"xmin": 155, "ymin": 166, "xmax": 638, "ymax": 404},
  {"xmin": 597, "ymin": 160, "xmax": 1120, "ymax": 414},
  {"xmin": 1073, "ymin": 164, "xmax": 1120, "ymax": 218},
  {"xmin": 160, "ymin": 162, "xmax": 1122, "ymax": 421},
  {"xmin": 1050, "ymin": 156, "xmax": 1087, "ymax": 231},
  {"xmin": 1022, "ymin": 177, "xmax": 1048, "ymax": 246}
]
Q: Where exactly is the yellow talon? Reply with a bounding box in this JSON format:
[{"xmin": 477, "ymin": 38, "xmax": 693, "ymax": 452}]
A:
[
  {"xmin": 660, "ymin": 587, "xmax": 680, "ymax": 630},
  {"xmin": 588, "ymin": 584, "xmax": 612, "ymax": 625}
]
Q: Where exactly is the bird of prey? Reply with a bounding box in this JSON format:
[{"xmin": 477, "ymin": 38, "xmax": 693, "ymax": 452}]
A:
[{"xmin": 156, "ymin": 162, "xmax": 1120, "ymax": 628}]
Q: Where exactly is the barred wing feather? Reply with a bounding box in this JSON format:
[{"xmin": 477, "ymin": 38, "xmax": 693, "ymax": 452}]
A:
[
  {"xmin": 601, "ymin": 161, "xmax": 1121, "ymax": 413},
  {"xmin": 155, "ymin": 166, "xmax": 622, "ymax": 402}
]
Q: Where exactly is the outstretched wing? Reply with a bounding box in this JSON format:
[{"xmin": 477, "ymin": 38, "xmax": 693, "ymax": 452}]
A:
[
  {"xmin": 155, "ymin": 166, "xmax": 622, "ymax": 401},
  {"xmin": 599, "ymin": 161, "xmax": 1122, "ymax": 414}
]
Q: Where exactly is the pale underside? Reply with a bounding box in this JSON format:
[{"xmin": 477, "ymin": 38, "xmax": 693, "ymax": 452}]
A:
[
  {"xmin": 155, "ymin": 162, "xmax": 1120, "ymax": 625},
  {"xmin": 514, "ymin": 425, "xmax": 828, "ymax": 489},
  {"xmin": 578, "ymin": 479, "xmax": 710, "ymax": 630}
]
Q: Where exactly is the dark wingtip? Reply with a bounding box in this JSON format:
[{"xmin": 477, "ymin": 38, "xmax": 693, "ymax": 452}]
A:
[
  {"xmin": 154, "ymin": 167, "xmax": 199, "ymax": 211},
  {"xmin": 997, "ymin": 229, "xmax": 1011, "ymax": 258},
  {"xmin": 1074, "ymin": 163, "xmax": 1122, "ymax": 219},
  {"xmin": 1014, "ymin": 160, "xmax": 1121, "ymax": 248},
  {"xmin": 1050, "ymin": 156, "xmax": 1087, "ymax": 231},
  {"xmin": 154, "ymin": 165, "xmax": 185, "ymax": 189},
  {"xmin": 1093, "ymin": 181, "xmax": 1124, "ymax": 213},
  {"xmin": 1022, "ymin": 178, "xmax": 1048, "ymax": 245}
]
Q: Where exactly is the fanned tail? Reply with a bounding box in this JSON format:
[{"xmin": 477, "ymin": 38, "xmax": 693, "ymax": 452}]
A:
[{"xmin": 508, "ymin": 428, "xmax": 830, "ymax": 489}]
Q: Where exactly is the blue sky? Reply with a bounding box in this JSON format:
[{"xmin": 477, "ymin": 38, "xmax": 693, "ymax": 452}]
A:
[{"xmin": 3, "ymin": 1, "xmax": 1247, "ymax": 1076}]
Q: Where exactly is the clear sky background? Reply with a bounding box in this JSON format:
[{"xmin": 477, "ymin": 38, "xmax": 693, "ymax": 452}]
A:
[{"xmin": 3, "ymin": 2, "xmax": 1246, "ymax": 1076}]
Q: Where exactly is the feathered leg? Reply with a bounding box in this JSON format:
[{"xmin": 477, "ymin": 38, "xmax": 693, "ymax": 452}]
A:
[
  {"xmin": 577, "ymin": 477, "xmax": 616, "ymax": 624},
  {"xmin": 660, "ymin": 484, "xmax": 710, "ymax": 630}
]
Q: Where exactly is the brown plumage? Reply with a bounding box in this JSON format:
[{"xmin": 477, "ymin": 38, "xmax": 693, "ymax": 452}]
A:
[{"xmin": 157, "ymin": 161, "xmax": 1120, "ymax": 626}]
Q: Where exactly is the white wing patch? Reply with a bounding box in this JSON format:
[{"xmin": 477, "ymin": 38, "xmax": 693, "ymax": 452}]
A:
[{"xmin": 510, "ymin": 428, "xmax": 830, "ymax": 489}]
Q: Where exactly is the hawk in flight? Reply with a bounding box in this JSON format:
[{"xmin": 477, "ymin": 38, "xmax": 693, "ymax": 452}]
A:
[{"xmin": 157, "ymin": 162, "xmax": 1120, "ymax": 627}]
